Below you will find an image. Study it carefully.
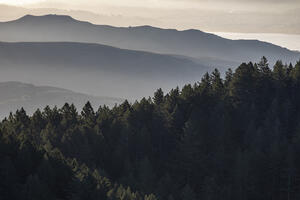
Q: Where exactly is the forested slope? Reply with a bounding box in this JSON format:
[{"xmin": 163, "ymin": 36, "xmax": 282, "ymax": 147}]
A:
[{"xmin": 1, "ymin": 58, "xmax": 300, "ymax": 200}]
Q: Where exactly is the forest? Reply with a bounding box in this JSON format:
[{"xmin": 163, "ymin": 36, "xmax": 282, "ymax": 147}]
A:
[{"xmin": 1, "ymin": 57, "xmax": 300, "ymax": 200}]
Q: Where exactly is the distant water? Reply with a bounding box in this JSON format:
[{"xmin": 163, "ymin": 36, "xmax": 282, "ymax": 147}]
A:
[{"xmin": 212, "ymin": 32, "xmax": 300, "ymax": 52}]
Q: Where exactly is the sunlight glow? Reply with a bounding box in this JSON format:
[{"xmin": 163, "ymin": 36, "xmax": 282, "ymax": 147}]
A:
[{"xmin": 0, "ymin": 0, "xmax": 43, "ymax": 5}]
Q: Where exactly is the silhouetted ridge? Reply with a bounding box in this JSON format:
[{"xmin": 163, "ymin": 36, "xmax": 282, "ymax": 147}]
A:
[
  {"xmin": 131, "ymin": 25, "xmax": 177, "ymax": 32},
  {"xmin": 15, "ymin": 14, "xmax": 77, "ymax": 24}
]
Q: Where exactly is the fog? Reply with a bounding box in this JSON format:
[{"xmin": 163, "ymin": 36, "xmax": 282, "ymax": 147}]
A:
[
  {"xmin": 0, "ymin": 41, "xmax": 209, "ymax": 100},
  {"xmin": 0, "ymin": 81, "xmax": 124, "ymax": 119},
  {"xmin": 0, "ymin": 67, "xmax": 193, "ymax": 100},
  {"xmin": 0, "ymin": 68, "xmax": 196, "ymax": 101}
]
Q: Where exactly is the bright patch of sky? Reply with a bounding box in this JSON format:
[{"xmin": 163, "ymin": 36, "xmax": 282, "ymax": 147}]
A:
[
  {"xmin": 213, "ymin": 32, "xmax": 300, "ymax": 52},
  {"xmin": 0, "ymin": 0, "xmax": 44, "ymax": 5}
]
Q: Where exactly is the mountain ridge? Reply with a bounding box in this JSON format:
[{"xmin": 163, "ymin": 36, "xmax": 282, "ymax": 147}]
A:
[{"xmin": 0, "ymin": 14, "xmax": 298, "ymax": 66}]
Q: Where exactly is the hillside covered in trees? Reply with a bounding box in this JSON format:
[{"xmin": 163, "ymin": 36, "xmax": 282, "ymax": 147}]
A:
[{"xmin": 1, "ymin": 58, "xmax": 300, "ymax": 200}]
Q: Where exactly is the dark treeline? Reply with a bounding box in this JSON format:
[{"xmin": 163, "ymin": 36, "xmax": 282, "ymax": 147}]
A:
[{"xmin": 1, "ymin": 57, "xmax": 300, "ymax": 200}]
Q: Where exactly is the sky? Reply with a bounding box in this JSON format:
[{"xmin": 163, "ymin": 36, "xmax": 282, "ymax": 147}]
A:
[
  {"xmin": 0, "ymin": 0, "xmax": 298, "ymax": 12},
  {"xmin": 212, "ymin": 32, "xmax": 300, "ymax": 51}
]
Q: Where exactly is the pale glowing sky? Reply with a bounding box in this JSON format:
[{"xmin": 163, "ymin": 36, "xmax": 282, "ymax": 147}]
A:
[
  {"xmin": 0, "ymin": 0, "xmax": 42, "ymax": 5},
  {"xmin": 1, "ymin": 0, "xmax": 299, "ymax": 10},
  {"xmin": 213, "ymin": 32, "xmax": 300, "ymax": 51}
]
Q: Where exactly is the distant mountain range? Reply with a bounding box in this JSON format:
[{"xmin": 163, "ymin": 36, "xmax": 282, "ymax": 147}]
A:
[
  {"xmin": 0, "ymin": 14, "xmax": 299, "ymax": 66},
  {"xmin": 0, "ymin": 14, "xmax": 299, "ymax": 100},
  {"xmin": 0, "ymin": 82, "xmax": 123, "ymax": 119},
  {"xmin": 0, "ymin": 41, "xmax": 208, "ymax": 99},
  {"xmin": 0, "ymin": 5, "xmax": 299, "ymax": 35}
]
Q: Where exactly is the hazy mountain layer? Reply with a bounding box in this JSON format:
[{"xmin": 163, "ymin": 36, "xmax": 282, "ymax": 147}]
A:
[
  {"xmin": 0, "ymin": 42, "xmax": 209, "ymax": 99},
  {"xmin": 0, "ymin": 14, "xmax": 299, "ymax": 66},
  {"xmin": 0, "ymin": 81, "xmax": 123, "ymax": 118}
]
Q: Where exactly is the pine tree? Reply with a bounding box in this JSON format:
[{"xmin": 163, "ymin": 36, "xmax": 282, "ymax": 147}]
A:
[
  {"xmin": 180, "ymin": 184, "xmax": 196, "ymax": 200},
  {"xmin": 153, "ymin": 88, "xmax": 164, "ymax": 105}
]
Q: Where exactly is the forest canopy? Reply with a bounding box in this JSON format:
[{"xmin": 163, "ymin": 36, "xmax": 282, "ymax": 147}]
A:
[{"xmin": 1, "ymin": 58, "xmax": 300, "ymax": 200}]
